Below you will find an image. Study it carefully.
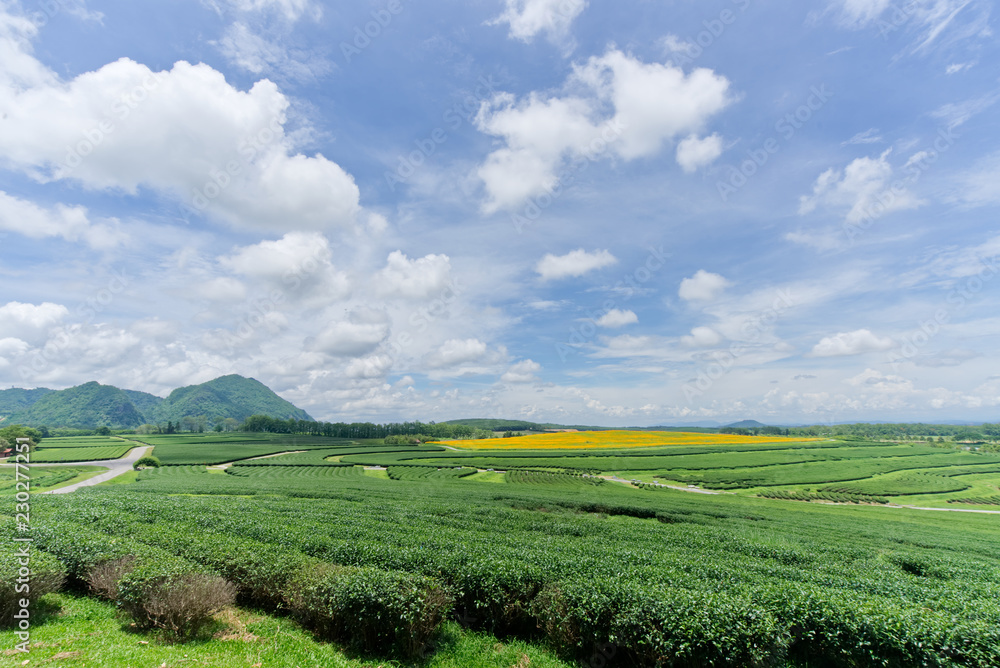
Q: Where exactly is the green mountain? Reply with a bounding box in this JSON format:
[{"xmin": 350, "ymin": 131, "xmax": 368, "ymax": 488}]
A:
[
  {"xmin": 0, "ymin": 375, "xmax": 311, "ymax": 429},
  {"xmin": 0, "ymin": 387, "xmax": 54, "ymax": 416},
  {"xmin": 122, "ymin": 389, "xmax": 163, "ymax": 418},
  {"xmin": 151, "ymin": 375, "xmax": 312, "ymax": 425},
  {"xmin": 7, "ymin": 381, "xmax": 146, "ymax": 429}
]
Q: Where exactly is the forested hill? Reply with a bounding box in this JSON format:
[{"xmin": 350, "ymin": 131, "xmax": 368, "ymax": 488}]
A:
[
  {"xmin": 151, "ymin": 375, "xmax": 311, "ymax": 425},
  {"xmin": 0, "ymin": 375, "xmax": 311, "ymax": 429}
]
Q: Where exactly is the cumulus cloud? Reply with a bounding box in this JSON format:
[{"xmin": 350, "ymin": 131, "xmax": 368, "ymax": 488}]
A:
[
  {"xmin": 501, "ymin": 359, "xmax": 541, "ymax": 383},
  {"xmin": 375, "ymin": 251, "xmax": 453, "ymax": 299},
  {"xmin": 0, "ymin": 190, "xmax": 126, "ymax": 249},
  {"xmin": 475, "ymin": 48, "xmax": 732, "ymax": 212},
  {"xmin": 810, "ymin": 329, "xmax": 894, "ymax": 357},
  {"xmin": 344, "ymin": 354, "xmax": 394, "ymax": 379},
  {"xmin": 0, "ymin": 16, "xmax": 361, "ymax": 232},
  {"xmin": 0, "ymin": 302, "xmax": 68, "ymax": 343},
  {"xmin": 219, "ymin": 231, "xmax": 350, "ymax": 300},
  {"xmin": 675, "ymin": 134, "xmax": 724, "ymax": 172},
  {"xmin": 681, "ymin": 326, "xmax": 723, "ymax": 347},
  {"xmin": 425, "ymin": 338, "xmax": 488, "ymax": 369},
  {"xmin": 798, "ymin": 150, "xmax": 922, "ymax": 224},
  {"xmin": 536, "ymin": 249, "xmax": 616, "ymax": 280},
  {"xmin": 489, "ymin": 0, "xmax": 587, "ymax": 45},
  {"xmin": 309, "ymin": 321, "xmax": 389, "ymax": 356},
  {"xmin": 595, "ymin": 309, "xmax": 637, "ymax": 328},
  {"xmin": 678, "ymin": 270, "xmax": 729, "ymax": 301},
  {"xmin": 197, "ymin": 277, "xmax": 248, "ymax": 302}
]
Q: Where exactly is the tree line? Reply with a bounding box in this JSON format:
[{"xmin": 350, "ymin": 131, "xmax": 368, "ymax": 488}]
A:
[{"xmin": 240, "ymin": 415, "xmax": 494, "ymax": 440}]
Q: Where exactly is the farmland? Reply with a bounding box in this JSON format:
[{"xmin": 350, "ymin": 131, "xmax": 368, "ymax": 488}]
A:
[{"xmin": 3, "ymin": 429, "xmax": 1000, "ymax": 667}]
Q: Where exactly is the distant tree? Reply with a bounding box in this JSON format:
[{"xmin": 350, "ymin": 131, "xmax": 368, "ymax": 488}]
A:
[
  {"xmin": 95, "ymin": 426, "xmax": 112, "ymax": 436},
  {"xmin": 165, "ymin": 421, "xmax": 176, "ymax": 435},
  {"xmin": 213, "ymin": 423, "xmax": 224, "ymax": 432},
  {"xmin": 222, "ymin": 418, "xmax": 240, "ymax": 432},
  {"xmin": 38, "ymin": 426, "xmax": 50, "ymax": 438}
]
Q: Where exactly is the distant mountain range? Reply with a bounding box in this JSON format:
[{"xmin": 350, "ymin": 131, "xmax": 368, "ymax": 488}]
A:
[{"xmin": 0, "ymin": 375, "xmax": 312, "ymax": 429}]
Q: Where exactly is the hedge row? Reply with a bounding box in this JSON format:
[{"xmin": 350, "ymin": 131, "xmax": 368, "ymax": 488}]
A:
[
  {"xmin": 50, "ymin": 515, "xmax": 451, "ymax": 657},
  {"xmin": 0, "ymin": 540, "xmax": 65, "ymax": 628}
]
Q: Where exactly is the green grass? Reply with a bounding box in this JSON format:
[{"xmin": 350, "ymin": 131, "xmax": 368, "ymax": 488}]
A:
[{"xmin": 0, "ymin": 594, "xmax": 571, "ymax": 668}]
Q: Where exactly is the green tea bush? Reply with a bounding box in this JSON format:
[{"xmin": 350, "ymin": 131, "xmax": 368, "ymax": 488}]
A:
[
  {"xmin": 286, "ymin": 563, "xmax": 452, "ymax": 657},
  {"xmin": 116, "ymin": 559, "xmax": 234, "ymax": 638},
  {"xmin": 0, "ymin": 544, "xmax": 65, "ymax": 628}
]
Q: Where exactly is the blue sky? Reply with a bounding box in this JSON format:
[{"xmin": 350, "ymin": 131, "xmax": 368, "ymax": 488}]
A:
[{"xmin": 0, "ymin": 0, "xmax": 998, "ymax": 425}]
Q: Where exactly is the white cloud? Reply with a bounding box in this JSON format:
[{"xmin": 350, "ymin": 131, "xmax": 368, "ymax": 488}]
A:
[
  {"xmin": 810, "ymin": 329, "xmax": 894, "ymax": 357},
  {"xmin": 197, "ymin": 277, "xmax": 248, "ymax": 302},
  {"xmin": 845, "ymin": 367, "xmax": 913, "ymax": 391},
  {"xmin": 798, "ymin": 149, "xmax": 922, "ymax": 224},
  {"xmin": 953, "ymin": 151, "xmax": 1000, "ymax": 207},
  {"xmin": 0, "ymin": 191, "xmax": 126, "ymax": 249},
  {"xmin": 375, "ymin": 251, "xmax": 453, "ymax": 299},
  {"xmin": 536, "ymin": 249, "xmax": 617, "ymax": 280},
  {"xmin": 425, "ymin": 338, "xmax": 488, "ymax": 369},
  {"xmin": 489, "ymin": 0, "xmax": 587, "ymax": 45},
  {"xmin": 501, "ymin": 359, "xmax": 541, "ymax": 383},
  {"xmin": 309, "ymin": 321, "xmax": 389, "ymax": 356},
  {"xmin": 475, "ymin": 48, "xmax": 732, "ymax": 212},
  {"xmin": 946, "ymin": 61, "xmax": 975, "ymax": 74},
  {"xmin": 930, "ymin": 93, "xmax": 998, "ymax": 130},
  {"xmin": 0, "ymin": 302, "xmax": 68, "ymax": 343},
  {"xmin": 345, "ymin": 354, "xmax": 394, "ymax": 379},
  {"xmin": 826, "ymin": 0, "xmax": 993, "ymax": 56},
  {"xmin": 842, "ymin": 128, "xmax": 882, "ymax": 145},
  {"xmin": 220, "ymin": 232, "xmax": 350, "ymax": 299},
  {"xmin": 0, "ymin": 20, "xmax": 361, "ymax": 232},
  {"xmin": 595, "ymin": 309, "xmax": 637, "ymax": 328},
  {"xmin": 831, "ymin": 0, "xmax": 892, "ymax": 28},
  {"xmin": 679, "ymin": 270, "xmax": 730, "ymax": 301},
  {"xmin": 681, "ymin": 326, "xmax": 723, "ymax": 347},
  {"xmin": 215, "ymin": 21, "xmax": 330, "ymax": 81},
  {"xmin": 205, "ymin": 0, "xmax": 321, "ymax": 22},
  {"xmin": 675, "ymin": 134, "xmax": 724, "ymax": 172}
]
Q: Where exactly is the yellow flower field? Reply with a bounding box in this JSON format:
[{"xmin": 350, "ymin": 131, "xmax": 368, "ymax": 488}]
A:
[{"xmin": 441, "ymin": 430, "xmax": 816, "ymax": 450}]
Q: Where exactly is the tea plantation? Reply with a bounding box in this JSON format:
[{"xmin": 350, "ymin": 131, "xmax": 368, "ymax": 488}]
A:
[{"xmin": 3, "ymin": 432, "xmax": 999, "ymax": 667}]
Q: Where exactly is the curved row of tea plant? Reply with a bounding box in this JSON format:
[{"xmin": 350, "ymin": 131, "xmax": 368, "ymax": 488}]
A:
[
  {"xmin": 30, "ymin": 473, "xmax": 1000, "ymax": 667},
  {"xmin": 758, "ymin": 489, "xmax": 889, "ymax": 504}
]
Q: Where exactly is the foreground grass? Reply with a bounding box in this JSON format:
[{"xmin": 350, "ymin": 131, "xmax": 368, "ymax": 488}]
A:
[{"xmin": 0, "ymin": 594, "xmax": 572, "ymax": 668}]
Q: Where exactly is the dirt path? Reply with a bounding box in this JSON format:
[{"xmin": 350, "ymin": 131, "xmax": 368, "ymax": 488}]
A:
[
  {"xmin": 40, "ymin": 446, "xmax": 153, "ymax": 494},
  {"xmin": 895, "ymin": 504, "xmax": 1000, "ymax": 515}
]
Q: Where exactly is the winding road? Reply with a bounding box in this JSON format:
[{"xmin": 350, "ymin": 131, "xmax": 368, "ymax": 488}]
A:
[{"xmin": 37, "ymin": 445, "xmax": 153, "ymax": 495}]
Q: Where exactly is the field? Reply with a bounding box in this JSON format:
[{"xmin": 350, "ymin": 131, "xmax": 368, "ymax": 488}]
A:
[
  {"xmin": 441, "ymin": 429, "xmax": 817, "ymax": 449},
  {"xmin": 3, "ymin": 430, "xmax": 1000, "ymax": 667}
]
